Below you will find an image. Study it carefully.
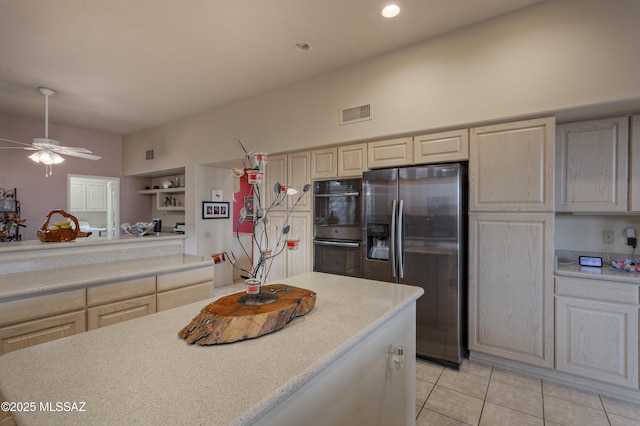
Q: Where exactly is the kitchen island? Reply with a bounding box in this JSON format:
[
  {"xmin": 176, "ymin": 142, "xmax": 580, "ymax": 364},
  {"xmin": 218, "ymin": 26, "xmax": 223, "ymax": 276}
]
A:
[{"xmin": 0, "ymin": 272, "xmax": 423, "ymax": 425}]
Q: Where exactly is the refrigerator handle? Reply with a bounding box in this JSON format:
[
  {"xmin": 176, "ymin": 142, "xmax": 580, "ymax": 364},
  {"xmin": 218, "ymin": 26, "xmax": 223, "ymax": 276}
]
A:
[
  {"xmin": 398, "ymin": 199, "xmax": 404, "ymax": 279},
  {"xmin": 391, "ymin": 199, "xmax": 397, "ymax": 278}
]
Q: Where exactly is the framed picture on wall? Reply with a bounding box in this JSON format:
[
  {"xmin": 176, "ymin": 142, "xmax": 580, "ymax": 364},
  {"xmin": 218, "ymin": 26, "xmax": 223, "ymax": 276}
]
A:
[{"xmin": 203, "ymin": 201, "xmax": 230, "ymax": 219}]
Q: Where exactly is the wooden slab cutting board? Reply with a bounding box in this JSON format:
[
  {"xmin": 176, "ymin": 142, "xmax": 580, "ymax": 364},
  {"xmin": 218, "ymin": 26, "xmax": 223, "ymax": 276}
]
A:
[{"xmin": 178, "ymin": 284, "xmax": 316, "ymax": 345}]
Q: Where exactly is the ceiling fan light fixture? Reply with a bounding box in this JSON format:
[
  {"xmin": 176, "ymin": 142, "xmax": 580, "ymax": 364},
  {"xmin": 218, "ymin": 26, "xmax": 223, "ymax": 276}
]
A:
[{"xmin": 29, "ymin": 150, "xmax": 64, "ymax": 165}]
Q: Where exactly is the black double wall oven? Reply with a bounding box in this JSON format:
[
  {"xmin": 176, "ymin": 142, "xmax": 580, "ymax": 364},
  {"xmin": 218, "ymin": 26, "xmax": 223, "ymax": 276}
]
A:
[{"xmin": 313, "ymin": 178, "xmax": 363, "ymax": 277}]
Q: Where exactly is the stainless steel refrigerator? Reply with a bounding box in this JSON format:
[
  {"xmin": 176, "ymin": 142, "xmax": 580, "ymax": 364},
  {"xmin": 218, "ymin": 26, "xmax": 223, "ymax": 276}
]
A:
[{"xmin": 362, "ymin": 164, "xmax": 467, "ymax": 366}]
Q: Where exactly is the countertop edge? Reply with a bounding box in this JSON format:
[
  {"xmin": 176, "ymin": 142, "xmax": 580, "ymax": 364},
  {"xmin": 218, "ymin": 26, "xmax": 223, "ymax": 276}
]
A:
[
  {"xmin": 555, "ymin": 263, "xmax": 640, "ymax": 284},
  {"xmin": 0, "ymin": 233, "xmax": 186, "ymax": 254},
  {"xmin": 236, "ymin": 280, "xmax": 424, "ymax": 425},
  {"xmin": 0, "ymin": 255, "xmax": 213, "ymax": 301}
]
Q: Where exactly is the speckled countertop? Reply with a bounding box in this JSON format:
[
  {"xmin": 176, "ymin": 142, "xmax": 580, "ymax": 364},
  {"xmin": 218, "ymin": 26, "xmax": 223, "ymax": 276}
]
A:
[
  {"xmin": 555, "ymin": 260, "xmax": 640, "ymax": 285},
  {"xmin": 0, "ymin": 272, "xmax": 423, "ymax": 426},
  {"xmin": 0, "ymin": 233, "xmax": 185, "ymax": 254},
  {"xmin": 0, "ymin": 254, "xmax": 212, "ymax": 301}
]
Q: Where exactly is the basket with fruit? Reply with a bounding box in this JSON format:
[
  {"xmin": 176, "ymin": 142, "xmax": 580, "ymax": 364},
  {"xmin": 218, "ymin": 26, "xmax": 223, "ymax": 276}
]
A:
[{"xmin": 37, "ymin": 210, "xmax": 80, "ymax": 242}]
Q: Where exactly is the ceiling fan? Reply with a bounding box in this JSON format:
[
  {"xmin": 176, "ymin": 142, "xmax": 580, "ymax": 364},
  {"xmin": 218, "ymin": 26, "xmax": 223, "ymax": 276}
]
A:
[{"xmin": 0, "ymin": 87, "xmax": 101, "ymax": 177}]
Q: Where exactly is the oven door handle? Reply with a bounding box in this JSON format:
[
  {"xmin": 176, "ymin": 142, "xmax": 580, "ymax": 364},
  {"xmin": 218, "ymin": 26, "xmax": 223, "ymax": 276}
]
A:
[
  {"xmin": 314, "ymin": 240, "xmax": 361, "ymax": 248},
  {"xmin": 313, "ymin": 192, "xmax": 360, "ymax": 197}
]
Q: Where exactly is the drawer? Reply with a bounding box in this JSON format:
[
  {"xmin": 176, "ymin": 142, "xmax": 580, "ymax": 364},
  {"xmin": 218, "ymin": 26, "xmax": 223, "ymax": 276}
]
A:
[
  {"xmin": 555, "ymin": 276, "xmax": 639, "ymax": 304},
  {"xmin": 87, "ymin": 294, "xmax": 156, "ymax": 330},
  {"xmin": 156, "ymin": 267, "xmax": 213, "ymax": 292},
  {"xmin": 157, "ymin": 281, "xmax": 213, "ymax": 312},
  {"xmin": 0, "ymin": 310, "xmax": 86, "ymax": 355},
  {"xmin": 0, "ymin": 289, "xmax": 86, "ymax": 327},
  {"xmin": 87, "ymin": 276, "xmax": 156, "ymax": 307}
]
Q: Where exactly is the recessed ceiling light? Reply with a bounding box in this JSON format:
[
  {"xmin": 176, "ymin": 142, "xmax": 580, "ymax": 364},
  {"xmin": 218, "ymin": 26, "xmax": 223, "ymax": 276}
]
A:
[
  {"xmin": 381, "ymin": 4, "xmax": 400, "ymax": 18},
  {"xmin": 294, "ymin": 42, "xmax": 311, "ymax": 52}
]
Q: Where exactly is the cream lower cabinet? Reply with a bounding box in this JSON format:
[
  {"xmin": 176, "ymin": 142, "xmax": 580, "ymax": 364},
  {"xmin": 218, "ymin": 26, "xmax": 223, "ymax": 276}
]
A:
[
  {"xmin": 468, "ymin": 212, "xmax": 554, "ymax": 368},
  {"xmin": 0, "ymin": 288, "xmax": 86, "ymax": 355},
  {"xmin": 156, "ymin": 267, "xmax": 214, "ymax": 312},
  {"xmin": 555, "ymin": 276, "xmax": 639, "ymax": 388},
  {"xmin": 0, "ymin": 311, "xmax": 86, "ymax": 356},
  {"xmin": 87, "ymin": 276, "xmax": 156, "ymax": 330}
]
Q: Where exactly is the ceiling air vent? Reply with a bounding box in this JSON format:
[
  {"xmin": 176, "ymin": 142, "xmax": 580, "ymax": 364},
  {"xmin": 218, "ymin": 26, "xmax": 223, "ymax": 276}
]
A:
[
  {"xmin": 340, "ymin": 103, "xmax": 372, "ymax": 125},
  {"xmin": 145, "ymin": 149, "xmax": 154, "ymax": 160}
]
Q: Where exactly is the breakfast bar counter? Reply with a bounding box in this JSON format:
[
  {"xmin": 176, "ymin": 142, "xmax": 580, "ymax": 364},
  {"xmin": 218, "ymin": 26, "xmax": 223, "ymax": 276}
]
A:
[{"xmin": 0, "ymin": 272, "xmax": 423, "ymax": 426}]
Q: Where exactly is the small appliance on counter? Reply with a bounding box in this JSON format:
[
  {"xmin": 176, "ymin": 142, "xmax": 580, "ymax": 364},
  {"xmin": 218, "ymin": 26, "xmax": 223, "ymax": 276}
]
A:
[
  {"xmin": 152, "ymin": 218, "xmax": 162, "ymax": 235},
  {"xmin": 173, "ymin": 222, "xmax": 185, "ymax": 234}
]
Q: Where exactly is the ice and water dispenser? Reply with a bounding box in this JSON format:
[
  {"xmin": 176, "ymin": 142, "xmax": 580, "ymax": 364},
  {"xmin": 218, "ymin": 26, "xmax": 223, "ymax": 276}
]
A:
[{"xmin": 366, "ymin": 223, "xmax": 390, "ymax": 261}]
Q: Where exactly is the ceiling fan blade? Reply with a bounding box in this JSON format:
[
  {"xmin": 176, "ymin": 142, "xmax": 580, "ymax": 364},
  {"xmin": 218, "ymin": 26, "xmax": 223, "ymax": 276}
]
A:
[
  {"xmin": 57, "ymin": 146, "xmax": 92, "ymax": 153},
  {"xmin": 59, "ymin": 150, "xmax": 101, "ymax": 160},
  {"xmin": 0, "ymin": 146, "xmax": 33, "ymax": 150},
  {"xmin": 0, "ymin": 137, "xmax": 34, "ymax": 148}
]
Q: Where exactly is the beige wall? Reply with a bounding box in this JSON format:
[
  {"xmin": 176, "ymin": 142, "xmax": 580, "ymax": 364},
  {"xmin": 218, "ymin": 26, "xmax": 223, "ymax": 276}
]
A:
[
  {"xmin": 122, "ymin": 0, "xmax": 640, "ymax": 174},
  {"xmin": 120, "ymin": 0, "xmax": 640, "ymax": 264}
]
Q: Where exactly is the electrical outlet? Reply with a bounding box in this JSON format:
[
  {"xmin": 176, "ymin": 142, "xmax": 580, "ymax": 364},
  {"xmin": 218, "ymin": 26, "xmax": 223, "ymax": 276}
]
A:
[{"xmin": 602, "ymin": 230, "xmax": 614, "ymax": 244}]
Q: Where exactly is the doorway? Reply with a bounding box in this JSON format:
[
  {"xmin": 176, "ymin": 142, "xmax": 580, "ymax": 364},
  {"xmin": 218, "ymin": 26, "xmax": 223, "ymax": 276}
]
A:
[{"xmin": 68, "ymin": 174, "xmax": 120, "ymax": 237}]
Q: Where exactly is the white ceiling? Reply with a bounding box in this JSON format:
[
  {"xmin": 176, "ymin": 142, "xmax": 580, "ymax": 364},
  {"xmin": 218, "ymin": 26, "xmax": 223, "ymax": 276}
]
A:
[{"xmin": 0, "ymin": 0, "xmax": 543, "ymax": 136}]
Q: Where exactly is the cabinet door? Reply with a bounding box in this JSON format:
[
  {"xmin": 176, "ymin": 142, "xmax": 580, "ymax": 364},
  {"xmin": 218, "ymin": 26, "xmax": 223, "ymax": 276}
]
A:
[
  {"xmin": 556, "ymin": 117, "xmax": 628, "ymax": 212},
  {"xmin": 311, "ymin": 148, "xmax": 338, "ymax": 179},
  {"xmin": 414, "ymin": 129, "xmax": 469, "ymax": 164},
  {"xmin": 86, "ymin": 182, "xmax": 107, "ymax": 211},
  {"xmin": 0, "ymin": 310, "xmax": 86, "ymax": 355},
  {"xmin": 367, "ymin": 138, "xmax": 413, "ymax": 169},
  {"xmin": 338, "ymin": 143, "xmax": 367, "ymax": 177},
  {"xmin": 468, "ymin": 212, "xmax": 554, "ymax": 368},
  {"xmin": 556, "ymin": 296, "xmax": 638, "ymax": 388},
  {"xmin": 469, "ymin": 117, "xmax": 555, "ymax": 212},
  {"xmin": 629, "ymin": 115, "xmax": 640, "ymax": 212},
  {"xmin": 287, "ymin": 212, "xmax": 312, "ymax": 277},
  {"xmin": 265, "ymin": 154, "xmax": 288, "ymax": 211},
  {"xmin": 87, "ymin": 294, "xmax": 156, "ymax": 330},
  {"xmin": 287, "ymin": 151, "xmax": 311, "ymax": 211},
  {"xmin": 262, "ymin": 211, "xmax": 287, "ymax": 283},
  {"xmin": 69, "ymin": 181, "xmax": 86, "ymax": 211}
]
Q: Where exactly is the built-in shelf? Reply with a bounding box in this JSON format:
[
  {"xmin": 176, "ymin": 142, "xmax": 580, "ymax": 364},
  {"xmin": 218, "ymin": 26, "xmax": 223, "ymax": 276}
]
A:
[
  {"xmin": 138, "ymin": 187, "xmax": 186, "ymax": 211},
  {"xmin": 138, "ymin": 188, "xmax": 185, "ymax": 195}
]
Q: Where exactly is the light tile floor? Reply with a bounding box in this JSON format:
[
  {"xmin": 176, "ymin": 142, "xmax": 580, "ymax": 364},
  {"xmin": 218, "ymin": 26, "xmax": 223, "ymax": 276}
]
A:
[
  {"xmin": 213, "ymin": 284, "xmax": 640, "ymax": 426},
  {"xmin": 416, "ymin": 357, "xmax": 640, "ymax": 426}
]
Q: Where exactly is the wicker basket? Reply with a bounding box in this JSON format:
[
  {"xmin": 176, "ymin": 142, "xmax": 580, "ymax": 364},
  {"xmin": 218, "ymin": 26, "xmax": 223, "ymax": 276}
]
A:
[{"xmin": 37, "ymin": 210, "xmax": 80, "ymax": 242}]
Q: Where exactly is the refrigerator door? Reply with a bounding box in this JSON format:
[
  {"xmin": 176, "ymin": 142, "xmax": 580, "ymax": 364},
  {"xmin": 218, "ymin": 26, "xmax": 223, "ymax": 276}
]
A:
[
  {"xmin": 398, "ymin": 164, "xmax": 466, "ymax": 365},
  {"xmin": 362, "ymin": 168, "xmax": 398, "ymax": 283}
]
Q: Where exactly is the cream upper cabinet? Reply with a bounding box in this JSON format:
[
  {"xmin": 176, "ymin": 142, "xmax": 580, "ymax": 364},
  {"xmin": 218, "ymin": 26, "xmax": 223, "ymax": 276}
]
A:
[
  {"xmin": 468, "ymin": 212, "xmax": 555, "ymax": 368},
  {"xmin": 555, "ymin": 276, "xmax": 638, "ymax": 389},
  {"xmin": 338, "ymin": 143, "xmax": 367, "ymax": 177},
  {"xmin": 413, "ymin": 129, "xmax": 469, "ymax": 164},
  {"xmin": 629, "ymin": 115, "xmax": 640, "ymax": 211},
  {"xmin": 287, "ymin": 151, "xmax": 311, "ymax": 211},
  {"xmin": 70, "ymin": 178, "xmax": 107, "ymax": 212},
  {"xmin": 311, "ymin": 148, "xmax": 338, "ymax": 180},
  {"xmin": 556, "ymin": 116, "xmax": 629, "ymax": 212},
  {"xmin": 265, "ymin": 152, "xmax": 310, "ymax": 210},
  {"xmin": 367, "ymin": 137, "xmax": 413, "ymax": 169},
  {"xmin": 469, "ymin": 117, "xmax": 555, "ymax": 212},
  {"xmin": 311, "ymin": 144, "xmax": 367, "ymax": 179},
  {"xmin": 265, "ymin": 154, "xmax": 288, "ymax": 211}
]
